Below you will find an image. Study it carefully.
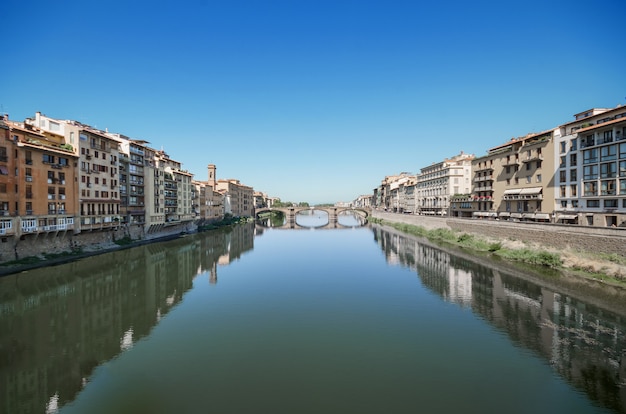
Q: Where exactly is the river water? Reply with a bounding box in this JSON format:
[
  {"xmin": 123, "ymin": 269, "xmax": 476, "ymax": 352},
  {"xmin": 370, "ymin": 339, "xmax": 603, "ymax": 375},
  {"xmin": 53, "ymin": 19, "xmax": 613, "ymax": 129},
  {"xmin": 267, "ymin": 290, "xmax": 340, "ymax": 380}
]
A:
[{"xmin": 1, "ymin": 213, "xmax": 626, "ymax": 413}]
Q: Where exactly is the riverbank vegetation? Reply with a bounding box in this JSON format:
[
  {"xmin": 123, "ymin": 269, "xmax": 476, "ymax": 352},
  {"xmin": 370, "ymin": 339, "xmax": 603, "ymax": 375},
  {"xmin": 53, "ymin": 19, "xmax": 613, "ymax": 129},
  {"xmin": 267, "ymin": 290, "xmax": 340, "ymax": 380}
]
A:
[
  {"xmin": 369, "ymin": 217, "xmax": 625, "ymax": 283},
  {"xmin": 198, "ymin": 214, "xmax": 252, "ymax": 231}
]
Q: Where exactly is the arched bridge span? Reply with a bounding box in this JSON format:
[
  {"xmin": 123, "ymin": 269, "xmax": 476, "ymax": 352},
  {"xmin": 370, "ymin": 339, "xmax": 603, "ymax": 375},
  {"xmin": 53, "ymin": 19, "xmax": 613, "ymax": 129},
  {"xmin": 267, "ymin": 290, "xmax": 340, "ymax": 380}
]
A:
[{"xmin": 255, "ymin": 207, "xmax": 369, "ymax": 229}]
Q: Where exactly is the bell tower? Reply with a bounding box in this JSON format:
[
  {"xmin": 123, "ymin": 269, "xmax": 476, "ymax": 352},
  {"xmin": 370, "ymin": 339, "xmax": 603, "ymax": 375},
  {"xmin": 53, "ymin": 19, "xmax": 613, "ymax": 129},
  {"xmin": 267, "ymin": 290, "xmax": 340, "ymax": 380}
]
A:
[{"xmin": 207, "ymin": 164, "xmax": 217, "ymax": 187}]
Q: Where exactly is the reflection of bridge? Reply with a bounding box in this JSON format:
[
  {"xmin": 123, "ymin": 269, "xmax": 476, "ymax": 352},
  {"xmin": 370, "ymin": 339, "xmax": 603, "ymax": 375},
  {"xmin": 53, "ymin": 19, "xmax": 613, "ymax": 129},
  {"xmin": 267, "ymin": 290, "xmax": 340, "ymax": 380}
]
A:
[{"xmin": 255, "ymin": 207, "xmax": 369, "ymax": 229}]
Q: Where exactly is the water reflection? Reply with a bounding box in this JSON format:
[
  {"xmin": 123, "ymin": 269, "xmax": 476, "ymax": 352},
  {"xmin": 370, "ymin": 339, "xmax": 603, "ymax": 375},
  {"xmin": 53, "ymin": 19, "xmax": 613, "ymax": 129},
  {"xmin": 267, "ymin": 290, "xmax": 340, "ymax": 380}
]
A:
[
  {"xmin": 0, "ymin": 223, "xmax": 255, "ymax": 414},
  {"xmin": 372, "ymin": 224, "xmax": 626, "ymax": 413},
  {"xmin": 3, "ymin": 221, "xmax": 626, "ymax": 413}
]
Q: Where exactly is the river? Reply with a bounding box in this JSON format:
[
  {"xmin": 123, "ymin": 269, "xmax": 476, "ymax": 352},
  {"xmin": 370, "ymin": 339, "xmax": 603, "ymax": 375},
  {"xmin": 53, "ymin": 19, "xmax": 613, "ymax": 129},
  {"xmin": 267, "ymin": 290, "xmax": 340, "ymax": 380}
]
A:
[{"xmin": 1, "ymin": 213, "xmax": 625, "ymax": 413}]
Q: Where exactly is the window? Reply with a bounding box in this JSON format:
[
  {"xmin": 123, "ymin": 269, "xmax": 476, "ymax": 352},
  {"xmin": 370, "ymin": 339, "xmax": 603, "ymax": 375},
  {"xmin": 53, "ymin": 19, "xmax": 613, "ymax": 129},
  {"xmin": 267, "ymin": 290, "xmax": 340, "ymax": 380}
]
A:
[
  {"xmin": 559, "ymin": 171, "xmax": 566, "ymax": 182},
  {"xmin": 560, "ymin": 141, "xmax": 567, "ymax": 153},
  {"xmin": 582, "ymin": 134, "xmax": 595, "ymax": 148},
  {"xmin": 536, "ymin": 160, "xmax": 542, "ymax": 169},
  {"xmin": 584, "ymin": 181, "xmax": 598, "ymax": 196},
  {"xmin": 603, "ymin": 130, "xmax": 613, "ymax": 143},
  {"xmin": 583, "ymin": 149, "xmax": 598, "ymax": 164},
  {"xmin": 560, "ymin": 156, "xmax": 566, "ymax": 168},
  {"xmin": 572, "ymin": 200, "xmax": 578, "ymax": 207},
  {"xmin": 583, "ymin": 165, "xmax": 598, "ymax": 180},
  {"xmin": 571, "ymin": 139, "xmax": 577, "ymax": 151},
  {"xmin": 600, "ymin": 162, "xmax": 617, "ymax": 178},
  {"xmin": 570, "ymin": 184, "xmax": 577, "ymax": 197},
  {"xmin": 601, "ymin": 180, "xmax": 616, "ymax": 195},
  {"xmin": 620, "ymin": 143, "xmax": 626, "ymax": 158},
  {"xmin": 536, "ymin": 174, "xmax": 542, "ymax": 183},
  {"xmin": 43, "ymin": 154, "xmax": 55, "ymax": 164},
  {"xmin": 560, "ymin": 186, "xmax": 566, "ymax": 197},
  {"xmin": 601, "ymin": 145, "xmax": 617, "ymax": 161},
  {"xmin": 570, "ymin": 153, "xmax": 577, "ymax": 166},
  {"xmin": 570, "ymin": 169, "xmax": 577, "ymax": 181},
  {"xmin": 587, "ymin": 200, "xmax": 600, "ymax": 208},
  {"xmin": 605, "ymin": 199, "xmax": 618, "ymax": 208},
  {"xmin": 526, "ymin": 176, "xmax": 532, "ymax": 184}
]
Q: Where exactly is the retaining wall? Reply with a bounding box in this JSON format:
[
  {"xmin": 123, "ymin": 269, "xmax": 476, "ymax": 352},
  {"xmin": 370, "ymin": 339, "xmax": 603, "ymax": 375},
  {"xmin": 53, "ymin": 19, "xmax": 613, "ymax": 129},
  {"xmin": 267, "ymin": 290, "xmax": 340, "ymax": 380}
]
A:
[
  {"xmin": 0, "ymin": 222, "xmax": 195, "ymax": 264},
  {"xmin": 371, "ymin": 211, "xmax": 626, "ymax": 258}
]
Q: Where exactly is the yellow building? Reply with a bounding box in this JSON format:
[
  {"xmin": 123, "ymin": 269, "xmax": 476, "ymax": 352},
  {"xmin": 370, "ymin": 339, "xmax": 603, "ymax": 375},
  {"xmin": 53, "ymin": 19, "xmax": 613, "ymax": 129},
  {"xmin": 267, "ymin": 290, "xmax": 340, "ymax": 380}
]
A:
[
  {"xmin": 470, "ymin": 129, "xmax": 556, "ymax": 221},
  {"xmin": 215, "ymin": 178, "xmax": 254, "ymax": 218}
]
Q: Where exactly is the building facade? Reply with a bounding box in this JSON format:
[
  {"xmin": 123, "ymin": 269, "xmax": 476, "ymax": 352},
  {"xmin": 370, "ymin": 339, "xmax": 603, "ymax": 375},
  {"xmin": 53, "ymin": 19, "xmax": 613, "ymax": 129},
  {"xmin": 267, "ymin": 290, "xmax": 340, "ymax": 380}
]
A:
[
  {"xmin": 555, "ymin": 106, "xmax": 626, "ymax": 227},
  {"xmin": 417, "ymin": 152, "xmax": 474, "ymax": 216},
  {"xmin": 4, "ymin": 118, "xmax": 79, "ymax": 237}
]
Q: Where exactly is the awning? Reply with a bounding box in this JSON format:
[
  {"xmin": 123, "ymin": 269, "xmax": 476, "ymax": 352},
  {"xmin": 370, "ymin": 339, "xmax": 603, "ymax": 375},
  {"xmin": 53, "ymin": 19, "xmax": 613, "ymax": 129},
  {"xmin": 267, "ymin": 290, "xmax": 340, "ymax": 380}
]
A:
[
  {"xmin": 519, "ymin": 187, "xmax": 542, "ymax": 195},
  {"xmin": 473, "ymin": 212, "xmax": 488, "ymax": 217},
  {"xmin": 499, "ymin": 212, "xmax": 511, "ymax": 217},
  {"xmin": 522, "ymin": 213, "xmax": 534, "ymax": 218},
  {"xmin": 558, "ymin": 214, "xmax": 578, "ymax": 220},
  {"xmin": 511, "ymin": 213, "xmax": 522, "ymax": 218},
  {"xmin": 535, "ymin": 213, "xmax": 550, "ymax": 220},
  {"xmin": 503, "ymin": 189, "xmax": 522, "ymax": 195}
]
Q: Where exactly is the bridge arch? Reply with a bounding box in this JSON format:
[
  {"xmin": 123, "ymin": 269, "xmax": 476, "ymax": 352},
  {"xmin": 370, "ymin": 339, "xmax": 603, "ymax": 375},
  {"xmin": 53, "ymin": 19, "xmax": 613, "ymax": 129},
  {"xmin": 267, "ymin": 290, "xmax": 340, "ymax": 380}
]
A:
[{"xmin": 255, "ymin": 207, "xmax": 369, "ymax": 229}]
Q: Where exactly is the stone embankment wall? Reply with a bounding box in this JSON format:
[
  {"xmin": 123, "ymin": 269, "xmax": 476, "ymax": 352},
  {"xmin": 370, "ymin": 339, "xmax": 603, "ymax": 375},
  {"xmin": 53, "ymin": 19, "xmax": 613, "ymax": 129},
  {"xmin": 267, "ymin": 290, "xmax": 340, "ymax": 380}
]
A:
[
  {"xmin": 0, "ymin": 222, "xmax": 195, "ymax": 264},
  {"xmin": 371, "ymin": 211, "xmax": 626, "ymax": 258}
]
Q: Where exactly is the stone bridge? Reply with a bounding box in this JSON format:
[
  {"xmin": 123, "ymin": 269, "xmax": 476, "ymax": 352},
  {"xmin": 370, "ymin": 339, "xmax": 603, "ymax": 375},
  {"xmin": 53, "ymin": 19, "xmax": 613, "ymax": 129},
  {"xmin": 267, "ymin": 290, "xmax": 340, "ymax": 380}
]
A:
[{"xmin": 255, "ymin": 207, "xmax": 369, "ymax": 229}]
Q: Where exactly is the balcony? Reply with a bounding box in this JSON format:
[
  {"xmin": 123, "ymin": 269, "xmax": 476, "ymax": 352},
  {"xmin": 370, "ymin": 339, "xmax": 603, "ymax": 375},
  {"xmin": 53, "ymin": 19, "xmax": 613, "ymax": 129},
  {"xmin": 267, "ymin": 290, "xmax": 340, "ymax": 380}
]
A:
[
  {"xmin": 522, "ymin": 155, "xmax": 543, "ymax": 163},
  {"xmin": 501, "ymin": 159, "xmax": 520, "ymax": 167}
]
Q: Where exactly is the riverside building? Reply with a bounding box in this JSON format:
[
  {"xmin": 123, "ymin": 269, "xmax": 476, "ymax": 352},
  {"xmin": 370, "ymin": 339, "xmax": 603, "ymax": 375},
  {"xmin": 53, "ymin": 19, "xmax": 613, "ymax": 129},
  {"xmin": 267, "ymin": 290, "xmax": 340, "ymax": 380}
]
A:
[
  {"xmin": 555, "ymin": 105, "xmax": 626, "ymax": 227},
  {"xmin": 25, "ymin": 112, "xmax": 122, "ymax": 232},
  {"xmin": 463, "ymin": 129, "xmax": 556, "ymax": 221},
  {"xmin": 2, "ymin": 117, "xmax": 79, "ymax": 237},
  {"xmin": 416, "ymin": 151, "xmax": 474, "ymax": 216}
]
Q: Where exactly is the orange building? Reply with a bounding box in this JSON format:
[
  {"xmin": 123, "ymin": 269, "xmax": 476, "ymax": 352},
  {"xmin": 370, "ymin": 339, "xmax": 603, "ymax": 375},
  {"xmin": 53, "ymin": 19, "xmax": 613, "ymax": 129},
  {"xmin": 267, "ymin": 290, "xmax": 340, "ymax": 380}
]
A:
[{"xmin": 3, "ymin": 118, "xmax": 79, "ymax": 237}]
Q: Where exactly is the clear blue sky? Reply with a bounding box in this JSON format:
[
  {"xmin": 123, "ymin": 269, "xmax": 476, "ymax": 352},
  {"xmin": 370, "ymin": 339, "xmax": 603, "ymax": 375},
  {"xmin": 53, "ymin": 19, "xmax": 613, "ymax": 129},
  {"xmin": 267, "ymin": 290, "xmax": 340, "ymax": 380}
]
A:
[{"xmin": 2, "ymin": 0, "xmax": 624, "ymax": 205}]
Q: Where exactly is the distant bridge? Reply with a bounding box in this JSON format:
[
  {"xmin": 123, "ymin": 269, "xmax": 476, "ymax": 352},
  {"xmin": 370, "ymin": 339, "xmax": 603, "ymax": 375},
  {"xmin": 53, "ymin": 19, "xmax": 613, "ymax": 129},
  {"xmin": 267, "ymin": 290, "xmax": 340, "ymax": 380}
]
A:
[{"xmin": 255, "ymin": 207, "xmax": 369, "ymax": 229}]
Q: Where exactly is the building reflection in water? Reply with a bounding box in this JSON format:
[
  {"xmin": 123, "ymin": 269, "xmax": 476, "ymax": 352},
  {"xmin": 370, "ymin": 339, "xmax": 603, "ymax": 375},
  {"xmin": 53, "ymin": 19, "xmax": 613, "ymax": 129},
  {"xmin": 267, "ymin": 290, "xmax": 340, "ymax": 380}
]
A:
[
  {"xmin": 372, "ymin": 224, "xmax": 626, "ymax": 413},
  {"xmin": 0, "ymin": 222, "xmax": 255, "ymax": 414}
]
